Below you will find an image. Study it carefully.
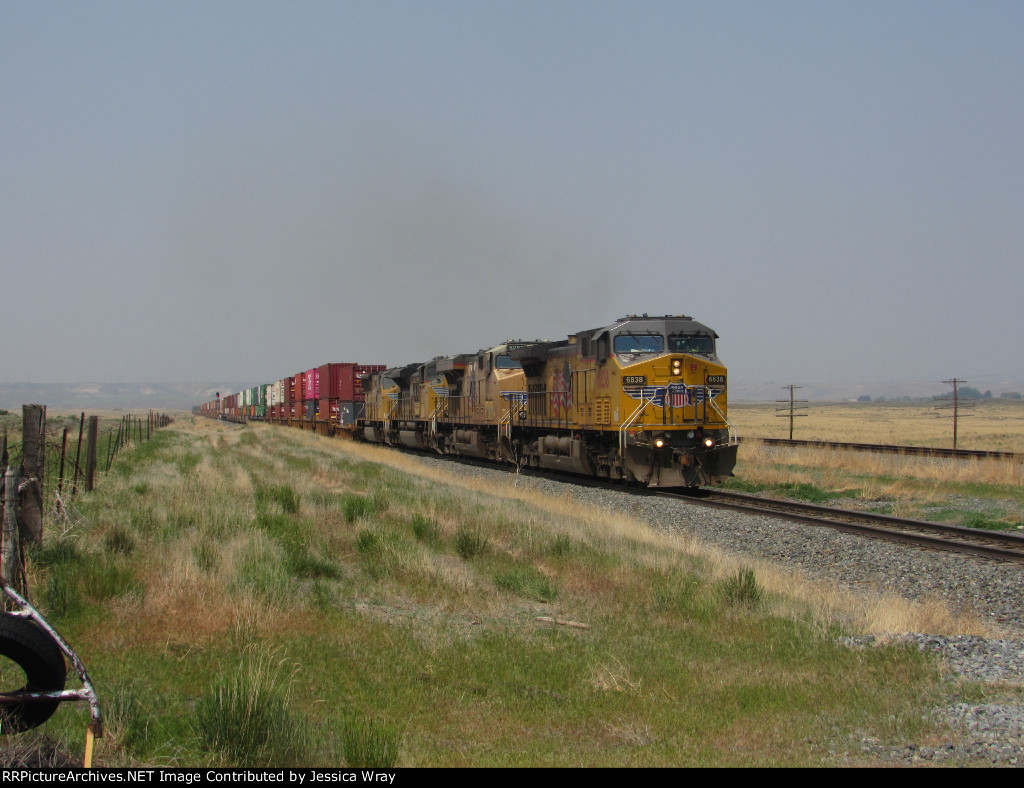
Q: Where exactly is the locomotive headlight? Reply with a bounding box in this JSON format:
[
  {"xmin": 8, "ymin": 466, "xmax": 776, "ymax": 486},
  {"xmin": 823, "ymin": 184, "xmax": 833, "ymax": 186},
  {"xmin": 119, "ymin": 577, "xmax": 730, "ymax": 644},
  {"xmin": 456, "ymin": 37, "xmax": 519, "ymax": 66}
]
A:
[
  {"xmin": 704, "ymin": 437, "xmax": 715, "ymax": 448},
  {"xmin": 654, "ymin": 437, "xmax": 665, "ymax": 449},
  {"xmin": 671, "ymin": 359, "xmax": 683, "ymax": 376}
]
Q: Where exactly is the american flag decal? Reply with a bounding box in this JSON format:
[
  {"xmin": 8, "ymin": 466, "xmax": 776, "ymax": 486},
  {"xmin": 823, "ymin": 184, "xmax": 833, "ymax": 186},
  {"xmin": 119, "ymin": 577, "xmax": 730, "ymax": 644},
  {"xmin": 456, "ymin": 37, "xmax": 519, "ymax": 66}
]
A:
[{"xmin": 551, "ymin": 364, "xmax": 572, "ymax": 416}]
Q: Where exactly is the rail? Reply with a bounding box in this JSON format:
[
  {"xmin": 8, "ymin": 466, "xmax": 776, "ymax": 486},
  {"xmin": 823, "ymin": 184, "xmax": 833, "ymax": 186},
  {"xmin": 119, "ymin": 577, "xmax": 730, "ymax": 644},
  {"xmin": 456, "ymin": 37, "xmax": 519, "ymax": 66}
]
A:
[{"xmin": 745, "ymin": 437, "xmax": 1022, "ymax": 462}]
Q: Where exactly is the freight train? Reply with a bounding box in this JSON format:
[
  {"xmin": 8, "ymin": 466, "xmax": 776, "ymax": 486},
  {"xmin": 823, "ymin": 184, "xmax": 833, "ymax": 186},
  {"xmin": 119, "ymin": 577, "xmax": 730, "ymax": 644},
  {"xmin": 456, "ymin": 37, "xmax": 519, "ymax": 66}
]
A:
[{"xmin": 195, "ymin": 314, "xmax": 738, "ymax": 488}]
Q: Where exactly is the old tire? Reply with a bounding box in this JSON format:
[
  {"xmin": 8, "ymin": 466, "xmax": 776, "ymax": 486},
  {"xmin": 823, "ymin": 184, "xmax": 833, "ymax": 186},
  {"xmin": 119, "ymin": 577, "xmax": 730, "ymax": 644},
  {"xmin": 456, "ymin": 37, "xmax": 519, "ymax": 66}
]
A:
[{"xmin": 0, "ymin": 614, "xmax": 67, "ymax": 733}]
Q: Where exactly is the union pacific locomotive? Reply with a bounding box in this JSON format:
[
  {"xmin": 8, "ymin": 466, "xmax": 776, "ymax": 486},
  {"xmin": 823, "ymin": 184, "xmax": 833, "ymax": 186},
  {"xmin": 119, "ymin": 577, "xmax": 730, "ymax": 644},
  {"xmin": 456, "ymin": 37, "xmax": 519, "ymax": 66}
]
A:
[
  {"xmin": 359, "ymin": 314, "xmax": 737, "ymax": 487},
  {"xmin": 196, "ymin": 314, "xmax": 737, "ymax": 487}
]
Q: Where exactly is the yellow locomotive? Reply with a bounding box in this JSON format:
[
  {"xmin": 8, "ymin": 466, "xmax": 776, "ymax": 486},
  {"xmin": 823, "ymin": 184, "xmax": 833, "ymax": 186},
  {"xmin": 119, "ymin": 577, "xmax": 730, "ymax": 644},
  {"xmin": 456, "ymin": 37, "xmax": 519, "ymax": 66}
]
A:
[{"xmin": 360, "ymin": 315, "xmax": 737, "ymax": 487}]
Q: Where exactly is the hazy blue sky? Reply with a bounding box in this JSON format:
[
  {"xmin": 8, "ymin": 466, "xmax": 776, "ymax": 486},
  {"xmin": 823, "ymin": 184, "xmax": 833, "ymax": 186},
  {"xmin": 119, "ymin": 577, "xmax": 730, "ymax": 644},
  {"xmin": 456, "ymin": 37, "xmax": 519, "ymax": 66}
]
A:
[{"xmin": 4, "ymin": 1, "xmax": 1022, "ymax": 388}]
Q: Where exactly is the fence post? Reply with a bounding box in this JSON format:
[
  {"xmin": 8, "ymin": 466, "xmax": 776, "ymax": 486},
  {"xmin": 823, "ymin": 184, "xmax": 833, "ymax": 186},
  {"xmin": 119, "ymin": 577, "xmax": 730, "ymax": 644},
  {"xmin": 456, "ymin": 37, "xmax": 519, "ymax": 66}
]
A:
[
  {"xmin": 85, "ymin": 416, "xmax": 99, "ymax": 492},
  {"xmin": 71, "ymin": 412, "xmax": 84, "ymax": 504},
  {"xmin": 20, "ymin": 404, "xmax": 45, "ymax": 546},
  {"xmin": 2, "ymin": 465, "xmax": 26, "ymax": 599},
  {"xmin": 57, "ymin": 427, "xmax": 68, "ymax": 512}
]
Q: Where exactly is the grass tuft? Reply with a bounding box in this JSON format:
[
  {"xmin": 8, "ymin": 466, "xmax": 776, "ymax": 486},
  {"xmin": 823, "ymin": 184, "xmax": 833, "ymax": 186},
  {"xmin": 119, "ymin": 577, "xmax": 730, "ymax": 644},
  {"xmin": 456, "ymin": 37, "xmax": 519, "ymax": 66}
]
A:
[
  {"xmin": 409, "ymin": 513, "xmax": 439, "ymax": 543},
  {"xmin": 720, "ymin": 567, "xmax": 763, "ymax": 608},
  {"xmin": 453, "ymin": 525, "xmax": 488, "ymax": 559},
  {"xmin": 494, "ymin": 565, "xmax": 559, "ymax": 602},
  {"xmin": 104, "ymin": 524, "xmax": 135, "ymax": 555},
  {"xmin": 254, "ymin": 484, "xmax": 301, "ymax": 514},
  {"xmin": 340, "ymin": 714, "xmax": 401, "ymax": 768},
  {"xmin": 341, "ymin": 493, "xmax": 377, "ymax": 523},
  {"xmin": 193, "ymin": 652, "xmax": 313, "ymax": 766}
]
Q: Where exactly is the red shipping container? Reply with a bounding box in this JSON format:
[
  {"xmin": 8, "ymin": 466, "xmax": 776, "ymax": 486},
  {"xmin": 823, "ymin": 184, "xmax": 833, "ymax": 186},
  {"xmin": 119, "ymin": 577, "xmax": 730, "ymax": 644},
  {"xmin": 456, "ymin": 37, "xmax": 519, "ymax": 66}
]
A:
[
  {"xmin": 304, "ymin": 368, "xmax": 320, "ymax": 400},
  {"xmin": 316, "ymin": 363, "xmax": 385, "ymax": 402},
  {"xmin": 318, "ymin": 363, "xmax": 354, "ymax": 400}
]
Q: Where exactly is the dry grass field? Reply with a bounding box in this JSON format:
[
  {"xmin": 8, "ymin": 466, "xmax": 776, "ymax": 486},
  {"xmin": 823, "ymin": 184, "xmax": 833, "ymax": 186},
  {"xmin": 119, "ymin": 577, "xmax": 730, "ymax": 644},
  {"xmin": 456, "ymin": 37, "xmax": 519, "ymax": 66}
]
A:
[
  {"xmin": 727, "ymin": 400, "xmax": 1024, "ymax": 530},
  {"xmin": 730, "ymin": 398, "xmax": 1024, "ymax": 452}
]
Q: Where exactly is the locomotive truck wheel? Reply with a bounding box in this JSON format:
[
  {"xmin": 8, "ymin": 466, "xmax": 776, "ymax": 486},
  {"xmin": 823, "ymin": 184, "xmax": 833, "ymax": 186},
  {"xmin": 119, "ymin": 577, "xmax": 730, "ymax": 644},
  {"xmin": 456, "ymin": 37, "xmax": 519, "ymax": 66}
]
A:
[{"xmin": 0, "ymin": 614, "xmax": 68, "ymax": 733}]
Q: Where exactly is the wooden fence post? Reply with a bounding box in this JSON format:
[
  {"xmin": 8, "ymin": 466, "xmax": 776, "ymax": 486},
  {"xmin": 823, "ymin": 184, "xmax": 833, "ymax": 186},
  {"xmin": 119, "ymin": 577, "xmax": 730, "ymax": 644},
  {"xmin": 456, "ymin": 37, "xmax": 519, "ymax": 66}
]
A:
[
  {"xmin": 71, "ymin": 412, "xmax": 84, "ymax": 503},
  {"xmin": 20, "ymin": 404, "xmax": 45, "ymax": 546},
  {"xmin": 58, "ymin": 427, "xmax": 68, "ymax": 511},
  {"xmin": 2, "ymin": 465, "xmax": 26, "ymax": 599},
  {"xmin": 85, "ymin": 416, "xmax": 98, "ymax": 492}
]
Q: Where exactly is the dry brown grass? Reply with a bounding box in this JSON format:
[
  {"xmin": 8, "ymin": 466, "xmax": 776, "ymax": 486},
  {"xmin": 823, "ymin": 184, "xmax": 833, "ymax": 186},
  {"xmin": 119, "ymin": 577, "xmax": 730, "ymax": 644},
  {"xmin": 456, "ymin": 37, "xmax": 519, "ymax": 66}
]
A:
[
  {"xmin": 281, "ymin": 425, "xmax": 1000, "ymax": 637},
  {"xmin": 732, "ymin": 398, "xmax": 1024, "ymax": 452},
  {"xmin": 737, "ymin": 439, "xmax": 1024, "ymax": 490}
]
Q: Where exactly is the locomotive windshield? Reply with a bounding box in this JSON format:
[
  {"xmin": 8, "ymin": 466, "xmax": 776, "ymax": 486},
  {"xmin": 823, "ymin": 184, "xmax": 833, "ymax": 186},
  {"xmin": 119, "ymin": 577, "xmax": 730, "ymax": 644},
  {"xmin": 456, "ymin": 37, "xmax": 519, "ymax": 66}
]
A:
[
  {"xmin": 494, "ymin": 354, "xmax": 521, "ymax": 369},
  {"xmin": 668, "ymin": 333, "xmax": 715, "ymax": 355},
  {"xmin": 614, "ymin": 333, "xmax": 664, "ymax": 354}
]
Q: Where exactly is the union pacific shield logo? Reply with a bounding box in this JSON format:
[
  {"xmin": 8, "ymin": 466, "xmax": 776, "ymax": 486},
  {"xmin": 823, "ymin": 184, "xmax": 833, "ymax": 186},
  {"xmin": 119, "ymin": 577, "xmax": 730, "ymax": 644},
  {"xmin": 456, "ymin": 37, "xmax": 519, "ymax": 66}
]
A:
[{"xmin": 624, "ymin": 385, "xmax": 723, "ymax": 408}]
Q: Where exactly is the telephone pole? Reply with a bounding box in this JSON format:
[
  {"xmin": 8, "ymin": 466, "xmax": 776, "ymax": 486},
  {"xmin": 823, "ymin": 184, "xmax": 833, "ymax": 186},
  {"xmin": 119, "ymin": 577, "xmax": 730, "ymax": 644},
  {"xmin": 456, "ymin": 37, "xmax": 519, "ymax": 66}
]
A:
[
  {"xmin": 937, "ymin": 378, "xmax": 973, "ymax": 450},
  {"xmin": 776, "ymin": 384, "xmax": 808, "ymax": 440}
]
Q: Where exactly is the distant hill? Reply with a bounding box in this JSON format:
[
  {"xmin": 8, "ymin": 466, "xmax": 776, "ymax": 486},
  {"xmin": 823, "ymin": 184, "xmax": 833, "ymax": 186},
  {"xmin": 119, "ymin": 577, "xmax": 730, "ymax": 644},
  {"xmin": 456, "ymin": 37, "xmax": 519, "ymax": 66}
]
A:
[
  {"xmin": 0, "ymin": 382, "xmax": 258, "ymax": 412},
  {"xmin": 3, "ymin": 378, "xmax": 1022, "ymax": 411},
  {"xmin": 730, "ymin": 379, "xmax": 1024, "ymax": 402}
]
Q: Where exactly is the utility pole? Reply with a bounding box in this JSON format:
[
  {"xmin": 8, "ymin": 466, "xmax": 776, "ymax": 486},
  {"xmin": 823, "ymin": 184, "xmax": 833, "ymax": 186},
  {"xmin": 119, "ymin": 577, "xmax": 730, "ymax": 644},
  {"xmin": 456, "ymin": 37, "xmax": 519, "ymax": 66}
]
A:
[
  {"xmin": 776, "ymin": 384, "xmax": 808, "ymax": 440},
  {"xmin": 937, "ymin": 378, "xmax": 973, "ymax": 450}
]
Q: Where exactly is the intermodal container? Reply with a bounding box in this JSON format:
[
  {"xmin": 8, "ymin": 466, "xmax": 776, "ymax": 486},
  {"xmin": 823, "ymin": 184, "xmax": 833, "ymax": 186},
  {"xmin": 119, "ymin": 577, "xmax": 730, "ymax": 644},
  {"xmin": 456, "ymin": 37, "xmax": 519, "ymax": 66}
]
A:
[
  {"xmin": 304, "ymin": 368, "xmax": 320, "ymax": 401},
  {"xmin": 319, "ymin": 363, "xmax": 387, "ymax": 402}
]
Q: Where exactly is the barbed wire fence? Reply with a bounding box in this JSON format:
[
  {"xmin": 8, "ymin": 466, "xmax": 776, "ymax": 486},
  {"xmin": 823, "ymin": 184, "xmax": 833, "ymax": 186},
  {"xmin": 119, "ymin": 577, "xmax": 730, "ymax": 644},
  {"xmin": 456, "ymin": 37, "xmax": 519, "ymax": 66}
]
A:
[{"xmin": 1, "ymin": 406, "xmax": 173, "ymax": 605}]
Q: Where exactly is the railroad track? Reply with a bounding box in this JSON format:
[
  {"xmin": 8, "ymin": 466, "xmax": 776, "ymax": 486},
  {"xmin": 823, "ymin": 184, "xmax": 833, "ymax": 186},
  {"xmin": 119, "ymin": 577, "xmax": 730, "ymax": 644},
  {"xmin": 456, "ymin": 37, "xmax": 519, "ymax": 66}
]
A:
[
  {"xmin": 665, "ymin": 488, "xmax": 1024, "ymax": 564},
  {"xmin": 257, "ymin": 422, "xmax": 1024, "ymax": 564},
  {"xmin": 744, "ymin": 437, "xmax": 1022, "ymax": 462}
]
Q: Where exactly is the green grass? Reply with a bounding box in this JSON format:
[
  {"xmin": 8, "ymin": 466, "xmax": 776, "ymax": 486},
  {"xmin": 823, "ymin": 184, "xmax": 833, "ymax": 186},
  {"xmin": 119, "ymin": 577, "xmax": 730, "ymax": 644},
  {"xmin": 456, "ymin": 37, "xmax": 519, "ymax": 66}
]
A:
[
  {"xmin": 193, "ymin": 652, "xmax": 313, "ymax": 766},
  {"xmin": 454, "ymin": 525, "xmax": 489, "ymax": 558},
  {"xmin": 723, "ymin": 478, "xmax": 861, "ymax": 504},
  {"xmin": 339, "ymin": 714, "xmax": 401, "ymax": 768},
  {"xmin": 494, "ymin": 565, "xmax": 559, "ymax": 602},
  {"xmin": 12, "ymin": 417, "xmax": 960, "ymax": 767}
]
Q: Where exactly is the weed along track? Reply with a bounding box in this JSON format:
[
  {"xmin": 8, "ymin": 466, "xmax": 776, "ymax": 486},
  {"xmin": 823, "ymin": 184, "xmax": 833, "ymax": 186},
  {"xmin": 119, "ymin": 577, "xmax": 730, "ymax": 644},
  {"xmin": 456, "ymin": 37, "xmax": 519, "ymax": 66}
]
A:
[{"xmin": 673, "ymin": 489, "xmax": 1024, "ymax": 564}]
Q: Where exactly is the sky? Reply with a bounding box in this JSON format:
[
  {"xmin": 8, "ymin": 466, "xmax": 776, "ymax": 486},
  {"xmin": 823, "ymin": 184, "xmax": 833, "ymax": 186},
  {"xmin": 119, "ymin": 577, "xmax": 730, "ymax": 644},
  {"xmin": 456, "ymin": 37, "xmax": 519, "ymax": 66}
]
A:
[{"xmin": 3, "ymin": 1, "xmax": 1023, "ymax": 389}]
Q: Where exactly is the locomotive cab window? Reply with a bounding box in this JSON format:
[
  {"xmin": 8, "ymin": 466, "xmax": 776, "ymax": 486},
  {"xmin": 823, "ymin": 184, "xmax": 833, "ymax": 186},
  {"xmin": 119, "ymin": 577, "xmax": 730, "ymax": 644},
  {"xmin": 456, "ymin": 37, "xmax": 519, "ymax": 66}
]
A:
[
  {"xmin": 494, "ymin": 354, "xmax": 521, "ymax": 370},
  {"xmin": 614, "ymin": 332, "xmax": 664, "ymax": 354},
  {"xmin": 668, "ymin": 333, "xmax": 715, "ymax": 355}
]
